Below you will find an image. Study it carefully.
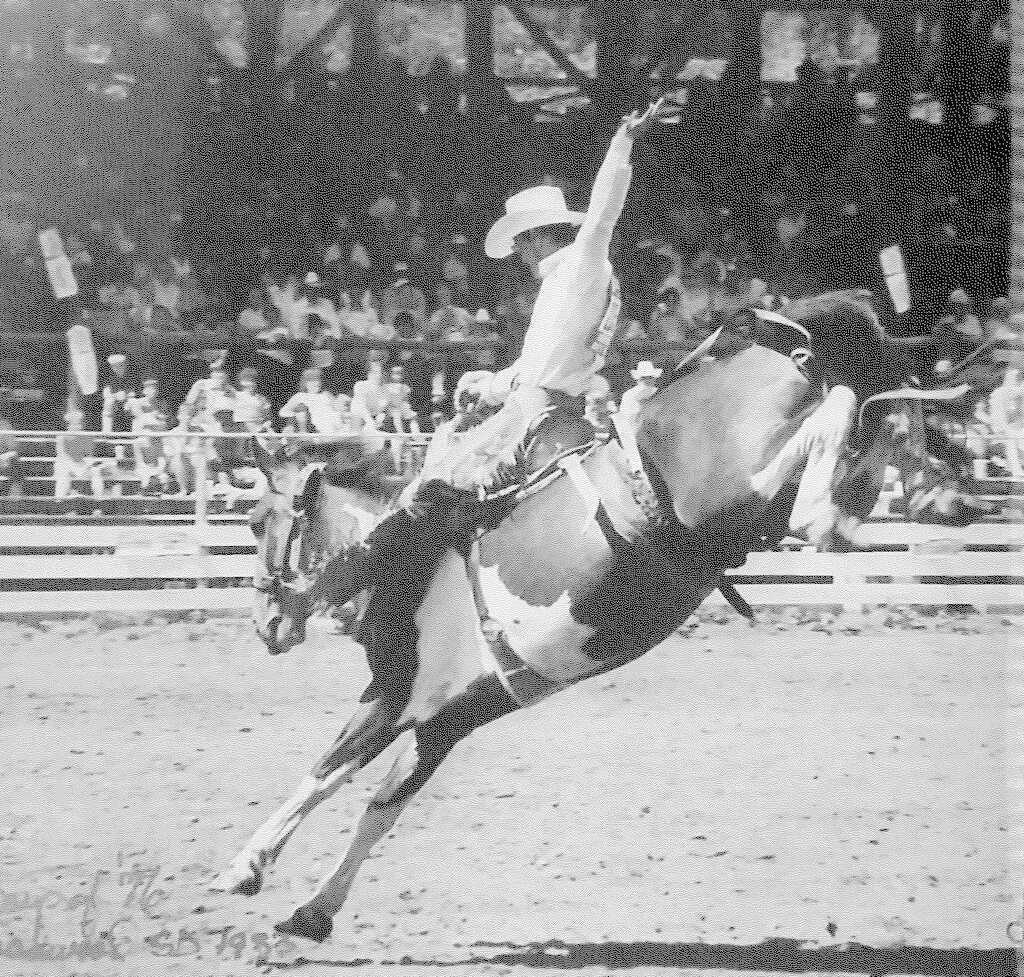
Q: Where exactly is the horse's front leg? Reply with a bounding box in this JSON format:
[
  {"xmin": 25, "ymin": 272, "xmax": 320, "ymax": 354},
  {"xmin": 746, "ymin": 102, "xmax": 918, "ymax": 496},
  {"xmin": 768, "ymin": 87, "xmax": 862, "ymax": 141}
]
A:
[
  {"xmin": 212, "ymin": 698, "xmax": 401, "ymax": 897},
  {"xmin": 276, "ymin": 673, "xmax": 520, "ymax": 943}
]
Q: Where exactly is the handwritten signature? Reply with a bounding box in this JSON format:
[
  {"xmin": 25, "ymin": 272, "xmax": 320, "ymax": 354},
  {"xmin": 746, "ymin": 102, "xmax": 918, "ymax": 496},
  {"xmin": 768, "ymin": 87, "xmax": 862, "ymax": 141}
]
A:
[{"xmin": 0, "ymin": 849, "xmax": 298, "ymax": 963}]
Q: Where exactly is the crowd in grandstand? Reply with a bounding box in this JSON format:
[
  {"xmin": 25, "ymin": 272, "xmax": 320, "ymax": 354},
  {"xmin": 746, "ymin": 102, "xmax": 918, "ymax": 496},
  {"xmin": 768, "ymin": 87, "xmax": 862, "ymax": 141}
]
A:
[{"xmin": 0, "ymin": 48, "xmax": 1021, "ymax": 504}]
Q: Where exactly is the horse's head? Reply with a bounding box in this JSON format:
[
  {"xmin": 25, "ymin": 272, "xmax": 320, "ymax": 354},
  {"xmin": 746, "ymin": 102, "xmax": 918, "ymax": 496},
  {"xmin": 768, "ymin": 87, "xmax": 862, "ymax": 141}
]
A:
[
  {"xmin": 249, "ymin": 438, "xmax": 325, "ymax": 654},
  {"xmin": 249, "ymin": 435, "xmax": 397, "ymax": 655}
]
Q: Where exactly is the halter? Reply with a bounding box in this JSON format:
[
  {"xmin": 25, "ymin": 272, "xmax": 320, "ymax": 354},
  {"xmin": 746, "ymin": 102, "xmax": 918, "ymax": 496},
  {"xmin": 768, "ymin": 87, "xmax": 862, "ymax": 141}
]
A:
[{"xmin": 752, "ymin": 307, "xmax": 816, "ymax": 369}]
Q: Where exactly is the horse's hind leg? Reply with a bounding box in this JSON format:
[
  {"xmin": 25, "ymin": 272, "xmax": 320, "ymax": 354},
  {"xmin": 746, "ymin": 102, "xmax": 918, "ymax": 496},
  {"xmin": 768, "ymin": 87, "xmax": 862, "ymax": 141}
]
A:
[
  {"xmin": 275, "ymin": 673, "xmax": 519, "ymax": 943},
  {"xmin": 212, "ymin": 697, "xmax": 403, "ymax": 897}
]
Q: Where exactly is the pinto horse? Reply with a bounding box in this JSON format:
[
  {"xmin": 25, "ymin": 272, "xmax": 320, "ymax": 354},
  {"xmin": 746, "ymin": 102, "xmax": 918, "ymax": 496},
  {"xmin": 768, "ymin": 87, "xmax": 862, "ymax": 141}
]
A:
[{"xmin": 212, "ymin": 292, "xmax": 943, "ymax": 943}]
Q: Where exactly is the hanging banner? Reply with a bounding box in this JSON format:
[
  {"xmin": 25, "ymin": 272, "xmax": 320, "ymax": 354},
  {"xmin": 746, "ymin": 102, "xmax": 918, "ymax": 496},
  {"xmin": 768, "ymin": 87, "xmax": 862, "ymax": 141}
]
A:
[
  {"xmin": 879, "ymin": 245, "xmax": 910, "ymax": 315},
  {"xmin": 878, "ymin": 244, "xmax": 905, "ymax": 278},
  {"xmin": 45, "ymin": 255, "xmax": 79, "ymax": 299},
  {"xmin": 38, "ymin": 227, "xmax": 65, "ymax": 260},
  {"xmin": 66, "ymin": 322, "xmax": 98, "ymax": 396},
  {"xmin": 885, "ymin": 272, "xmax": 911, "ymax": 315}
]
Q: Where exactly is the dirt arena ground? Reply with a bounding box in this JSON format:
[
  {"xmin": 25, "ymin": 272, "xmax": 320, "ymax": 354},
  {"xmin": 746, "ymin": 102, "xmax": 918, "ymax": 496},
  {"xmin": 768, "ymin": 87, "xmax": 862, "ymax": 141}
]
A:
[{"xmin": 0, "ymin": 609, "xmax": 1017, "ymax": 977}]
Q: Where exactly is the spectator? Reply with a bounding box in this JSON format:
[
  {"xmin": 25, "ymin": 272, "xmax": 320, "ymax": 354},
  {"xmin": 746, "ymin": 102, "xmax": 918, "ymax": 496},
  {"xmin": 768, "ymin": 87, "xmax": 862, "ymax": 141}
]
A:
[
  {"xmin": 345, "ymin": 289, "xmax": 394, "ymax": 342},
  {"xmin": 616, "ymin": 361, "xmax": 663, "ymax": 474},
  {"xmin": 182, "ymin": 359, "xmax": 233, "ymax": 424},
  {"xmin": 584, "ymin": 374, "xmax": 614, "ymax": 440},
  {"xmin": 267, "ymin": 274, "xmax": 314, "ymax": 341},
  {"xmin": 54, "ymin": 409, "xmax": 106, "ymax": 499},
  {"xmin": 989, "ymin": 367, "xmax": 1024, "ymax": 478},
  {"xmin": 238, "ymin": 289, "xmax": 295, "ymax": 411},
  {"xmin": 279, "ymin": 367, "xmax": 345, "ymax": 434},
  {"xmin": 129, "ymin": 377, "xmax": 171, "ymax": 421},
  {"xmin": 382, "ymin": 364, "xmax": 421, "ymax": 435},
  {"xmin": 379, "ymin": 263, "xmax": 428, "ymax": 331},
  {"xmin": 129, "ymin": 395, "xmax": 170, "ymax": 494},
  {"xmin": 0, "ymin": 411, "xmax": 25, "ymax": 497},
  {"xmin": 649, "ymin": 288, "xmax": 704, "ymax": 355},
  {"xmin": 165, "ymin": 405, "xmax": 198, "ymax": 496},
  {"xmin": 231, "ymin": 368, "xmax": 273, "ymax": 430},
  {"xmin": 351, "ymin": 353, "xmax": 389, "ymax": 429},
  {"xmin": 985, "ymin": 296, "xmax": 1016, "ymax": 342}
]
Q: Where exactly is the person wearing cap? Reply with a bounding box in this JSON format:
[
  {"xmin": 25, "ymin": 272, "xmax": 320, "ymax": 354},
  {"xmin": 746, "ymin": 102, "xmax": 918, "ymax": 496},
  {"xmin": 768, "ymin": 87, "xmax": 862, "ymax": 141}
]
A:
[
  {"xmin": 100, "ymin": 351, "xmax": 138, "ymax": 437},
  {"xmin": 279, "ymin": 367, "xmax": 344, "ymax": 434},
  {"xmin": 614, "ymin": 360, "xmax": 664, "ymax": 475}
]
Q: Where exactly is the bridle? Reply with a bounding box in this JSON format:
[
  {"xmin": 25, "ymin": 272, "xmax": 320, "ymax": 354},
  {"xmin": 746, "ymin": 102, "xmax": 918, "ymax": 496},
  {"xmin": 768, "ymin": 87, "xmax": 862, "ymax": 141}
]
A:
[{"xmin": 252, "ymin": 462, "xmax": 325, "ymax": 600}]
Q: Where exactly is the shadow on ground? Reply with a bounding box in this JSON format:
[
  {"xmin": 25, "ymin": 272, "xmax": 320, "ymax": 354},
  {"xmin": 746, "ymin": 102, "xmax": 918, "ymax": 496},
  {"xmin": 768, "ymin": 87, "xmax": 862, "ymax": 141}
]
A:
[{"xmin": 268, "ymin": 938, "xmax": 1017, "ymax": 975}]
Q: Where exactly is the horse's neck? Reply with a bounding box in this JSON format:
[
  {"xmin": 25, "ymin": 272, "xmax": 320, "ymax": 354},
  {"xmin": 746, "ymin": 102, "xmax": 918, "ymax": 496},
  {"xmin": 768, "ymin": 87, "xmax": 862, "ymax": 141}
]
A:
[
  {"xmin": 639, "ymin": 346, "xmax": 814, "ymax": 527},
  {"xmin": 315, "ymin": 483, "xmax": 390, "ymax": 553}
]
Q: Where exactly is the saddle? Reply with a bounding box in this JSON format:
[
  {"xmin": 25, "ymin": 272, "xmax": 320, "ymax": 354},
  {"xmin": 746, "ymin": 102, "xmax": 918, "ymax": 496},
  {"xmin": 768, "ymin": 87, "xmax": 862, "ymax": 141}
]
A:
[{"xmin": 482, "ymin": 394, "xmax": 599, "ymax": 505}]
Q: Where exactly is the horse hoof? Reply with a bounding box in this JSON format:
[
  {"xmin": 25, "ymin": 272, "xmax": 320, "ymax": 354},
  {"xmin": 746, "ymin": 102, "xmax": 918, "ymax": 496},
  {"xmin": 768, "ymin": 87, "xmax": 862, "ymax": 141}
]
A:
[
  {"xmin": 210, "ymin": 863, "xmax": 263, "ymax": 897},
  {"xmin": 275, "ymin": 906, "xmax": 333, "ymax": 943}
]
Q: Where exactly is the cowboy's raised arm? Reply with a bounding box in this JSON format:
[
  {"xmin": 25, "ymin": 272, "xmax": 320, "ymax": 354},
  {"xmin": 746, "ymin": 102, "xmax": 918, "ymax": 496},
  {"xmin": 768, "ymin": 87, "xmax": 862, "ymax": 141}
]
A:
[{"xmin": 576, "ymin": 98, "xmax": 673, "ymax": 254}]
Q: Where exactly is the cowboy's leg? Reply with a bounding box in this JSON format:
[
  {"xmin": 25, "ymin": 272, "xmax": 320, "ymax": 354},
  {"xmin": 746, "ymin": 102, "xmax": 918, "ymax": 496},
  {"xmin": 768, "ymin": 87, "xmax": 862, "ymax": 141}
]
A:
[{"xmin": 317, "ymin": 479, "xmax": 483, "ymax": 607}]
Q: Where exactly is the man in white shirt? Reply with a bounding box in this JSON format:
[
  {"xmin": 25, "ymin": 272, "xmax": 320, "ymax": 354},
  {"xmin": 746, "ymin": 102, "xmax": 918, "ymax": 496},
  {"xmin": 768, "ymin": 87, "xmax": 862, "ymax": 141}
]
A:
[
  {"xmin": 321, "ymin": 99, "xmax": 672, "ymax": 610},
  {"xmin": 279, "ymin": 367, "xmax": 343, "ymax": 434},
  {"xmin": 406, "ymin": 99, "xmax": 671, "ymax": 493}
]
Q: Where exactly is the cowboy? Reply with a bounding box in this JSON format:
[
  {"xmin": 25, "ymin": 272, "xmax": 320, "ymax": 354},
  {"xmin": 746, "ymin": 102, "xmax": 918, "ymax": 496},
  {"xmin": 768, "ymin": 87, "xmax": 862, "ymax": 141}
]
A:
[
  {"xmin": 419, "ymin": 97, "xmax": 675, "ymax": 488},
  {"xmin": 324, "ymin": 98, "xmax": 674, "ymax": 606}
]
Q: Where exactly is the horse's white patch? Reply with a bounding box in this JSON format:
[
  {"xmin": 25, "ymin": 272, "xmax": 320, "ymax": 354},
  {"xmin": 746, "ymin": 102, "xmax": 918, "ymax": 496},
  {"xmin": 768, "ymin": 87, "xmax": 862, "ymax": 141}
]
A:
[
  {"xmin": 477, "ymin": 565, "xmax": 600, "ymax": 683},
  {"xmin": 400, "ymin": 551, "xmax": 498, "ymax": 727}
]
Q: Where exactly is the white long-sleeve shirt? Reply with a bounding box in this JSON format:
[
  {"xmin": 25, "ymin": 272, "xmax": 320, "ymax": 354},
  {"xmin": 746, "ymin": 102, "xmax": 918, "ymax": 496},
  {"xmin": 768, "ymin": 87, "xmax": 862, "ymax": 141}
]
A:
[{"xmin": 486, "ymin": 129, "xmax": 635, "ymax": 401}]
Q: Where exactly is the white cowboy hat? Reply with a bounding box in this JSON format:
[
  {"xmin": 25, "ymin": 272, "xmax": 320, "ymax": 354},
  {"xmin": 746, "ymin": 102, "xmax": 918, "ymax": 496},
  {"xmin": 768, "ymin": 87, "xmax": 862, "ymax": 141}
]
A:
[
  {"xmin": 303, "ymin": 271, "xmax": 321, "ymax": 287},
  {"xmin": 485, "ymin": 185, "xmax": 586, "ymax": 260},
  {"xmin": 473, "ymin": 308, "xmax": 496, "ymax": 325},
  {"xmin": 631, "ymin": 360, "xmax": 663, "ymax": 381}
]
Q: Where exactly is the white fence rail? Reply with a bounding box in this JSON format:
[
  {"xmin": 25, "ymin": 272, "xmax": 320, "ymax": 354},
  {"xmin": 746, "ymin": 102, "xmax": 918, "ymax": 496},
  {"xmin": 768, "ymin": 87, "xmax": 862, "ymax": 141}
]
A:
[
  {"xmin": 1, "ymin": 430, "xmax": 1022, "ymax": 613},
  {"xmin": 0, "ymin": 521, "xmax": 1020, "ymax": 614}
]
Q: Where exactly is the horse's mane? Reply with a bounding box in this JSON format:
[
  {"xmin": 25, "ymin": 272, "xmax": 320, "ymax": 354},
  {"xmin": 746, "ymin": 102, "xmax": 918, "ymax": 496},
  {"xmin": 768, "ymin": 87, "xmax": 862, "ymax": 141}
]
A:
[{"xmin": 320, "ymin": 444, "xmax": 397, "ymax": 500}]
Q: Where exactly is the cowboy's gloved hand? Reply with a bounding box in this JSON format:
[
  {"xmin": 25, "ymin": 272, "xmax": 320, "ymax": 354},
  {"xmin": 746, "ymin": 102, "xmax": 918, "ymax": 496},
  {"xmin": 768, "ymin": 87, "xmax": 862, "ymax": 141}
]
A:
[{"xmin": 622, "ymin": 97, "xmax": 678, "ymax": 140}]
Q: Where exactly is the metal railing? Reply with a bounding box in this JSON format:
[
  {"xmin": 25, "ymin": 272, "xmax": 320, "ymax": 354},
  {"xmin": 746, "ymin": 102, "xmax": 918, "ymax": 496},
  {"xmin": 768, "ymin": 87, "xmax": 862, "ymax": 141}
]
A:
[{"xmin": 0, "ymin": 428, "xmax": 433, "ymax": 529}]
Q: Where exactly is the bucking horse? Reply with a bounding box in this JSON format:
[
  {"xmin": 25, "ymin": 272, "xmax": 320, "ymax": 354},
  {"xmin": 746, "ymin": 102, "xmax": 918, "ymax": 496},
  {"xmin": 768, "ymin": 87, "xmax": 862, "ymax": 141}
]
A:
[{"xmin": 211, "ymin": 290, "xmax": 986, "ymax": 942}]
